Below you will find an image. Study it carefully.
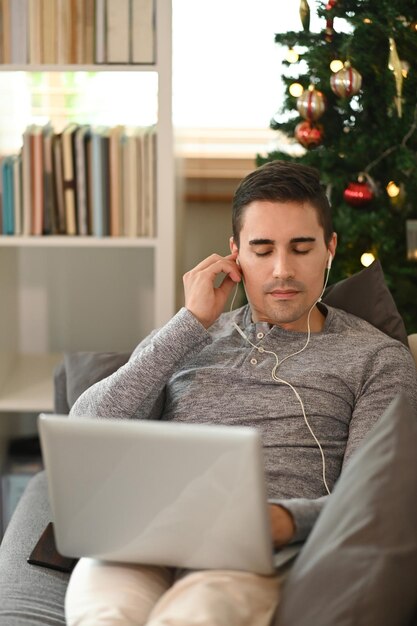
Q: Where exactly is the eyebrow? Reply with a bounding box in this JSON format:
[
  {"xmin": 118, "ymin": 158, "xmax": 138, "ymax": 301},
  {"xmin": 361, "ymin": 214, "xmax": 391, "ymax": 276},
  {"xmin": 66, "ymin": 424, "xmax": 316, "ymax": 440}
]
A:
[{"xmin": 248, "ymin": 237, "xmax": 316, "ymax": 245}]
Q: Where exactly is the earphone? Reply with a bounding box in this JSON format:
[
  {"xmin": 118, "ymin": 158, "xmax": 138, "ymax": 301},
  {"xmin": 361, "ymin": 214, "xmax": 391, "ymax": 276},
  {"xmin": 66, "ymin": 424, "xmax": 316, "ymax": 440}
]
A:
[
  {"xmin": 327, "ymin": 253, "xmax": 333, "ymax": 270},
  {"xmin": 230, "ymin": 252, "xmax": 333, "ymax": 495}
]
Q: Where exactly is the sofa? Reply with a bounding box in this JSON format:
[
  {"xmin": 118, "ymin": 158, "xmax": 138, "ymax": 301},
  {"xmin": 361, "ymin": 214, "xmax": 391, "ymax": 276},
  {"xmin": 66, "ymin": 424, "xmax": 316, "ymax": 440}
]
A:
[{"xmin": 1, "ymin": 260, "xmax": 417, "ymax": 626}]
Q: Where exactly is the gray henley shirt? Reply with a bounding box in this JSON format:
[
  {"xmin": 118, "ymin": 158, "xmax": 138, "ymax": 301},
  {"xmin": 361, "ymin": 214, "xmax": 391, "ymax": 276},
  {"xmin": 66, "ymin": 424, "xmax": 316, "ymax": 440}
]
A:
[{"xmin": 70, "ymin": 303, "xmax": 417, "ymax": 543}]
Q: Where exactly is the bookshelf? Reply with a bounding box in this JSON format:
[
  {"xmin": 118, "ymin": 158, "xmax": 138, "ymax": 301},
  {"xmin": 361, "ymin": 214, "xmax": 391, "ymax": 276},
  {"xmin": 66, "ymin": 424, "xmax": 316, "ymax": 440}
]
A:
[{"xmin": 0, "ymin": 0, "xmax": 176, "ymax": 413}]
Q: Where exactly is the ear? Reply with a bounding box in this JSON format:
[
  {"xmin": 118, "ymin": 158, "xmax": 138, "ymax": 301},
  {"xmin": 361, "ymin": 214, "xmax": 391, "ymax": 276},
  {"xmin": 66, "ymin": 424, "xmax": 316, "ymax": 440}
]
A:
[
  {"xmin": 229, "ymin": 236, "xmax": 238, "ymax": 255},
  {"xmin": 328, "ymin": 232, "xmax": 337, "ymax": 262}
]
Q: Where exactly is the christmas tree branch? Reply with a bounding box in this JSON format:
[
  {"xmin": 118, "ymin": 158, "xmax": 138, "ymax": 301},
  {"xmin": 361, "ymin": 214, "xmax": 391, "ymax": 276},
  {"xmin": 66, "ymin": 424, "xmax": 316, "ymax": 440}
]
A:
[{"xmin": 364, "ymin": 102, "xmax": 417, "ymax": 174}]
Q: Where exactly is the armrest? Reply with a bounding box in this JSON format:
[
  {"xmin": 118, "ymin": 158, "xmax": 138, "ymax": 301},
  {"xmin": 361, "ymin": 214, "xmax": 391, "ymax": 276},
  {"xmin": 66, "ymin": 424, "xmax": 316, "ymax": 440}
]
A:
[{"xmin": 0, "ymin": 472, "xmax": 67, "ymax": 625}]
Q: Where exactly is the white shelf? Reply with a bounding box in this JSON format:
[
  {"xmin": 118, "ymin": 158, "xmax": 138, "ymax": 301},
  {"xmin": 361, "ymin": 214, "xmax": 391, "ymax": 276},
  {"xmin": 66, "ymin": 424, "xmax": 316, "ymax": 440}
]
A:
[
  {"xmin": 0, "ymin": 354, "xmax": 63, "ymax": 413},
  {"xmin": 0, "ymin": 64, "xmax": 158, "ymax": 72},
  {"xmin": 0, "ymin": 0, "xmax": 175, "ymax": 414},
  {"xmin": 0, "ymin": 236, "xmax": 158, "ymax": 248}
]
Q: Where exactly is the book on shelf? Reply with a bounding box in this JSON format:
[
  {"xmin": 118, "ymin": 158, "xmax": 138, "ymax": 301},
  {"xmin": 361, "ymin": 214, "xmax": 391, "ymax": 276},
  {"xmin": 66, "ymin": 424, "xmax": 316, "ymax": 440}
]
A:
[
  {"xmin": 75, "ymin": 125, "xmax": 92, "ymax": 236},
  {"xmin": 0, "ymin": 0, "xmax": 11, "ymax": 64},
  {"xmin": 106, "ymin": 0, "xmax": 130, "ymax": 64},
  {"xmin": 1, "ymin": 123, "xmax": 156, "ymax": 238},
  {"xmin": 12, "ymin": 154, "xmax": 23, "ymax": 235},
  {"xmin": 10, "ymin": 0, "xmax": 28, "ymax": 64},
  {"xmin": 121, "ymin": 128, "xmax": 140, "ymax": 237},
  {"xmin": 28, "ymin": 0, "xmax": 42, "ymax": 64},
  {"xmin": 132, "ymin": 0, "xmax": 155, "ymax": 64},
  {"xmin": 84, "ymin": 0, "xmax": 95, "ymax": 64},
  {"xmin": 91, "ymin": 126, "xmax": 110, "ymax": 237},
  {"xmin": 30, "ymin": 125, "xmax": 45, "ymax": 236},
  {"xmin": 41, "ymin": 0, "xmax": 56, "ymax": 64},
  {"xmin": 61, "ymin": 122, "xmax": 79, "ymax": 236},
  {"xmin": 1, "ymin": 156, "xmax": 14, "ymax": 234},
  {"xmin": 95, "ymin": 0, "xmax": 107, "ymax": 64},
  {"xmin": 0, "ymin": 0, "xmax": 156, "ymax": 65},
  {"xmin": 51, "ymin": 133, "xmax": 67, "ymax": 234},
  {"xmin": 43, "ymin": 124, "xmax": 57, "ymax": 235},
  {"xmin": 109, "ymin": 125, "xmax": 124, "ymax": 237},
  {"xmin": 21, "ymin": 126, "xmax": 32, "ymax": 235}
]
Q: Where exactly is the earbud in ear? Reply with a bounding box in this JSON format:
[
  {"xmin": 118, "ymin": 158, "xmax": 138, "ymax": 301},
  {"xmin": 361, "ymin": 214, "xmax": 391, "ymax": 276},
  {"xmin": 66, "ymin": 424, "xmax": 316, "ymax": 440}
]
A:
[
  {"xmin": 236, "ymin": 257, "xmax": 240, "ymax": 266},
  {"xmin": 327, "ymin": 254, "xmax": 333, "ymax": 270}
]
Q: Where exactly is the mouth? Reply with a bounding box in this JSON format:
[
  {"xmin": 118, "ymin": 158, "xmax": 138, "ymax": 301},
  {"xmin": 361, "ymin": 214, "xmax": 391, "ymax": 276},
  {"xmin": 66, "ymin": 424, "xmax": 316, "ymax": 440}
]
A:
[{"xmin": 269, "ymin": 290, "xmax": 299, "ymax": 300}]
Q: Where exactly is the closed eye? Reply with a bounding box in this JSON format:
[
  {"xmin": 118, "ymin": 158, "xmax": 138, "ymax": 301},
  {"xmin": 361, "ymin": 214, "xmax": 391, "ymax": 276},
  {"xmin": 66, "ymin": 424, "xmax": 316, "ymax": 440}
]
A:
[{"xmin": 293, "ymin": 249, "xmax": 312, "ymax": 255}]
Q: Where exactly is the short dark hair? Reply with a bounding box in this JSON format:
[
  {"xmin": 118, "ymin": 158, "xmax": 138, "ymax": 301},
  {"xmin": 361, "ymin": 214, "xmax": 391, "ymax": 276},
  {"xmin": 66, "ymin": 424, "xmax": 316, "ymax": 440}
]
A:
[{"xmin": 232, "ymin": 160, "xmax": 334, "ymax": 246}]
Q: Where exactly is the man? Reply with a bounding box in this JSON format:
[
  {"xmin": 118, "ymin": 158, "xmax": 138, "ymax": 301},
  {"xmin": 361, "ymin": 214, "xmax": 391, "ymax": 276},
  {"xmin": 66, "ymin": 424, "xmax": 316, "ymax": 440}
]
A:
[{"xmin": 66, "ymin": 161, "xmax": 417, "ymax": 626}]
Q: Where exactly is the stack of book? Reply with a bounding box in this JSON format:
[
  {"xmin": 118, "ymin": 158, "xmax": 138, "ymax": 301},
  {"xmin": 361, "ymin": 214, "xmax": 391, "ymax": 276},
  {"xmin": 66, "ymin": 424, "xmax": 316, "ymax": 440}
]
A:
[
  {"xmin": 0, "ymin": 123, "xmax": 157, "ymax": 238},
  {"xmin": 0, "ymin": 0, "xmax": 155, "ymax": 65}
]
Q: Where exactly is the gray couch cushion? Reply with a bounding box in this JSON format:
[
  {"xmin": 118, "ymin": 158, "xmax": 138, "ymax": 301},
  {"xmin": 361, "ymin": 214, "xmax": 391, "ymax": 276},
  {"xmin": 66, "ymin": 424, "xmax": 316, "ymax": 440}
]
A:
[
  {"xmin": 64, "ymin": 351, "xmax": 131, "ymax": 409},
  {"xmin": 0, "ymin": 471, "xmax": 67, "ymax": 625},
  {"xmin": 323, "ymin": 260, "xmax": 408, "ymax": 345},
  {"xmin": 274, "ymin": 393, "xmax": 417, "ymax": 626}
]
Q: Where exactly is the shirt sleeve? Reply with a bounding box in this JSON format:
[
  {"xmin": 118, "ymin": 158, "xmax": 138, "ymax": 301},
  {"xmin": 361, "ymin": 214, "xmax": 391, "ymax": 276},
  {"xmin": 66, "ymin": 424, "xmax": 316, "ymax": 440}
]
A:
[
  {"xmin": 70, "ymin": 308, "xmax": 211, "ymax": 420},
  {"xmin": 270, "ymin": 341, "xmax": 417, "ymax": 543}
]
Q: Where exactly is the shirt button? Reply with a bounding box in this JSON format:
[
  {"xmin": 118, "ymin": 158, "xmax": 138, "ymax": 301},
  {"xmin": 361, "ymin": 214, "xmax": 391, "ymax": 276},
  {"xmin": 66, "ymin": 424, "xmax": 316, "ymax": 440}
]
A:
[
  {"xmin": 256, "ymin": 332, "xmax": 264, "ymax": 339},
  {"xmin": 250, "ymin": 358, "xmax": 258, "ymax": 365}
]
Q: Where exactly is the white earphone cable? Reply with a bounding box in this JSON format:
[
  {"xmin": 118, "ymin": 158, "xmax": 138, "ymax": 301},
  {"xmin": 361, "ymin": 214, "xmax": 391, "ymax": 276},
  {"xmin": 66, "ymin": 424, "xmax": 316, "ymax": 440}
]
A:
[{"xmin": 230, "ymin": 260, "xmax": 332, "ymax": 495}]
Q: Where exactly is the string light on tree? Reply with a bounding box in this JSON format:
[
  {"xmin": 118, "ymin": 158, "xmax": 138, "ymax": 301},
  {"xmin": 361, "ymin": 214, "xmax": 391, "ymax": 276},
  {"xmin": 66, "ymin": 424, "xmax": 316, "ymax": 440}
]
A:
[
  {"xmin": 360, "ymin": 252, "xmax": 376, "ymax": 267},
  {"xmin": 330, "ymin": 59, "xmax": 344, "ymax": 73},
  {"xmin": 386, "ymin": 181, "xmax": 400, "ymax": 198},
  {"xmin": 285, "ymin": 48, "xmax": 299, "ymax": 63},
  {"xmin": 289, "ymin": 82, "xmax": 304, "ymax": 97}
]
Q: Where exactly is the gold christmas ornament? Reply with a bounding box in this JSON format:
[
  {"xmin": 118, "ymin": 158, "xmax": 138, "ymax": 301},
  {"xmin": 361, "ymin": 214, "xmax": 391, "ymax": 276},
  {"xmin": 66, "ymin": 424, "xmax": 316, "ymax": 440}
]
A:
[
  {"xmin": 388, "ymin": 37, "xmax": 403, "ymax": 117},
  {"xmin": 330, "ymin": 61, "xmax": 362, "ymax": 98},
  {"xmin": 296, "ymin": 85, "xmax": 326, "ymax": 121},
  {"xmin": 299, "ymin": 0, "xmax": 310, "ymax": 31}
]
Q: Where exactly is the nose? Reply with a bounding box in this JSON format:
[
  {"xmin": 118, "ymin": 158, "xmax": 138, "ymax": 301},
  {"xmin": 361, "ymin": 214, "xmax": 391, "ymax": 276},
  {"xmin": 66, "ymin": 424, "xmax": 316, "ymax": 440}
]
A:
[{"xmin": 272, "ymin": 252, "xmax": 295, "ymax": 280}]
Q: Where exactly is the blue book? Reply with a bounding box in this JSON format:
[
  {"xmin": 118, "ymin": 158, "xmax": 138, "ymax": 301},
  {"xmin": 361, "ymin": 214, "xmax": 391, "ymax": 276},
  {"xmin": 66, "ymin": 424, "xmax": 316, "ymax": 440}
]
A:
[{"xmin": 1, "ymin": 158, "xmax": 15, "ymax": 235}]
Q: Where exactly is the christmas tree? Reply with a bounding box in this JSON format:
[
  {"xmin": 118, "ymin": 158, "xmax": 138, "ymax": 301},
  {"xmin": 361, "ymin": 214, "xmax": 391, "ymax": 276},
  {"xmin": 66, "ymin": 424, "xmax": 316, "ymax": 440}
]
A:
[{"xmin": 257, "ymin": 0, "xmax": 417, "ymax": 332}]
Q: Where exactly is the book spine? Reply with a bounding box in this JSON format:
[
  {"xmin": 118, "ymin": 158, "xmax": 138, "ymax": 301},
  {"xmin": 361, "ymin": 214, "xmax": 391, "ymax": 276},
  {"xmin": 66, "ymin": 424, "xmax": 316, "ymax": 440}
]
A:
[
  {"xmin": 1, "ymin": 157, "xmax": 14, "ymax": 235},
  {"xmin": 22, "ymin": 127, "xmax": 32, "ymax": 235},
  {"xmin": 28, "ymin": 0, "xmax": 42, "ymax": 64},
  {"xmin": 10, "ymin": 0, "xmax": 28, "ymax": 64},
  {"xmin": 12, "ymin": 155, "xmax": 22, "ymax": 235},
  {"xmin": 95, "ymin": 0, "xmax": 107, "ymax": 64},
  {"xmin": 31, "ymin": 127, "xmax": 44, "ymax": 236},
  {"xmin": 106, "ymin": 0, "xmax": 130, "ymax": 64},
  {"xmin": 131, "ymin": 0, "xmax": 155, "ymax": 64}
]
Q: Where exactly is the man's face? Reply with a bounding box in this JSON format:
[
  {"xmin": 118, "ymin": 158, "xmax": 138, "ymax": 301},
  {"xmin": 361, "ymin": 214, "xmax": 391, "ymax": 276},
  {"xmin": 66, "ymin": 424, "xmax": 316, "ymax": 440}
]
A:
[{"xmin": 230, "ymin": 200, "xmax": 337, "ymax": 331}]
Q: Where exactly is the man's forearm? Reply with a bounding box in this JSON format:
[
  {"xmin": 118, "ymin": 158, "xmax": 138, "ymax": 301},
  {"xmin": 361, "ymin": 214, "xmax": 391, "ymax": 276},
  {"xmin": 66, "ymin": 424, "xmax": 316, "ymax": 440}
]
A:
[{"xmin": 70, "ymin": 308, "xmax": 211, "ymax": 420}]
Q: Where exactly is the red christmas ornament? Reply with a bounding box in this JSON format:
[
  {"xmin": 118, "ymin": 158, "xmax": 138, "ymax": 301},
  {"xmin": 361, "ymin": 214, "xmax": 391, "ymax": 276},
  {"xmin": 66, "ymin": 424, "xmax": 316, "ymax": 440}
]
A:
[
  {"xmin": 343, "ymin": 180, "xmax": 374, "ymax": 206},
  {"xmin": 295, "ymin": 121, "xmax": 324, "ymax": 149},
  {"xmin": 296, "ymin": 86, "xmax": 326, "ymax": 121},
  {"xmin": 330, "ymin": 61, "xmax": 362, "ymax": 98}
]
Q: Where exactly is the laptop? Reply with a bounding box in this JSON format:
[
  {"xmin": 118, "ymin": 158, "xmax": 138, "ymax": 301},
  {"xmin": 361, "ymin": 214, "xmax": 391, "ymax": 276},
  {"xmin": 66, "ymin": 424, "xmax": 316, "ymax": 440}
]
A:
[{"xmin": 38, "ymin": 414, "xmax": 275, "ymax": 575}]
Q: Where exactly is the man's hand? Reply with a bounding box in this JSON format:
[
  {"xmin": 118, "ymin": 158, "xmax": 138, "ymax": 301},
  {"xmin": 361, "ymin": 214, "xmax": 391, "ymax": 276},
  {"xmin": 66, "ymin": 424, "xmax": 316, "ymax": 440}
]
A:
[
  {"xmin": 183, "ymin": 253, "xmax": 242, "ymax": 329},
  {"xmin": 269, "ymin": 504, "xmax": 296, "ymax": 548}
]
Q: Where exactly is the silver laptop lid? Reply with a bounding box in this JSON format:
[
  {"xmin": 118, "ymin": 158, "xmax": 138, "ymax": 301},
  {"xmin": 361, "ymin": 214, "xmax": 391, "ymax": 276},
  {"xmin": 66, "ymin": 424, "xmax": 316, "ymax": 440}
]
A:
[{"xmin": 38, "ymin": 414, "xmax": 274, "ymax": 575}]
